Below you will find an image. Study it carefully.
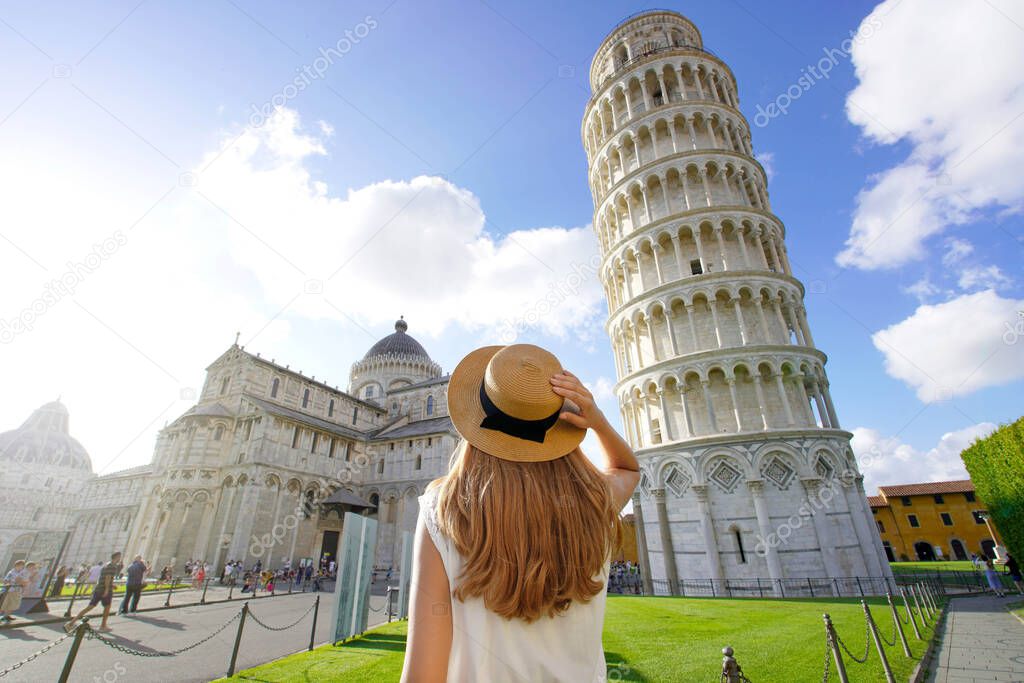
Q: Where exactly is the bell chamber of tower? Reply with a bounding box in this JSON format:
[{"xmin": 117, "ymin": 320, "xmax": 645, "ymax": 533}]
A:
[{"xmin": 583, "ymin": 10, "xmax": 889, "ymax": 594}]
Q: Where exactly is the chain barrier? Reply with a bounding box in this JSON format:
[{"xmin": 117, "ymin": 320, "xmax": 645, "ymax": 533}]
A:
[
  {"xmin": 248, "ymin": 600, "xmax": 317, "ymax": 632},
  {"xmin": 821, "ymin": 631, "xmax": 832, "ymax": 683},
  {"xmin": 875, "ymin": 610, "xmax": 897, "ymax": 648},
  {"xmin": 86, "ymin": 610, "xmax": 242, "ymax": 657},
  {"xmin": 834, "ymin": 612, "xmax": 871, "ymax": 664},
  {"xmin": 0, "ymin": 631, "xmax": 70, "ymax": 678}
]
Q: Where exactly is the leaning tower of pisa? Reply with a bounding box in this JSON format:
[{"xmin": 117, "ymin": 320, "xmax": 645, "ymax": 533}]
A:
[{"xmin": 583, "ymin": 10, "xmax": 889, "ymax": 594}]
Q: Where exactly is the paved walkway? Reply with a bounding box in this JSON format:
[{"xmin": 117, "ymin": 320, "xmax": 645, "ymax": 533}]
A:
[
  {"xmin": 0, "ymin": 585, "xmax": 391, "ymax": 682},
  {"xmin": 928, "ymin": 594, "xmax": 1024, "ymax": 682}
]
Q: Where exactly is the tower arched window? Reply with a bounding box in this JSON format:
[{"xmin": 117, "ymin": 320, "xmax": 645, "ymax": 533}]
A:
[
  {"xmin": 213, "ymin": 425, "xmax": 224, "ymax": 441},
  {"xmin": 270, "ymin": 378, "xmax": 280, "ymax": 398},
  {"xmin": 426, "ymin": 395, "xmax": 434, "ymax": 415},
  {"xmin": 302, "ymin": 388, "xmax": 310, "ymax": 408}
]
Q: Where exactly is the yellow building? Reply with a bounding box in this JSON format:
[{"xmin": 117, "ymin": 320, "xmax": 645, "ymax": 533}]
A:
[
  {"xmin": 613, "ymin": 513, "xmax": 639, "ymax": 564},
  {"xmin": 868, "ymin": 480, "xmax": 999, "ymax": 562}
]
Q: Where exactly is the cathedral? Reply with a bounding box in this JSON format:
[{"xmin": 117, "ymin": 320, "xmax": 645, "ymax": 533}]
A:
[{"xmin": 0, "ymin": 318, "xmax": 457, "ymax": 576}]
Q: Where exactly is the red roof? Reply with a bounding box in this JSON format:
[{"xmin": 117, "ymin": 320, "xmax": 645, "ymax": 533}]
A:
[
  {"xmin": 877, "ymin": 480, "xmax": 974, "ymax": 497},
  {"xmin": 867, "ymin": 496, "xmax": 886, "ymax": 507}
]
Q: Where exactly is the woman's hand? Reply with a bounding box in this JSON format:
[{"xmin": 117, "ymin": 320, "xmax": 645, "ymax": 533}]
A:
[{"xmin": 550, "ymin": 370, "xmax": 610, "ymax": 432}]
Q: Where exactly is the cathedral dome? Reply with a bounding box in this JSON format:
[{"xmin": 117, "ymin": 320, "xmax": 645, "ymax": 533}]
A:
[
  {"xmin": 362, "ymin": 318, "xmax": 432, "ymax": 362},
  {"xmin": 0, "ymin": 400, "xmax": 94, "ymax": 474}
]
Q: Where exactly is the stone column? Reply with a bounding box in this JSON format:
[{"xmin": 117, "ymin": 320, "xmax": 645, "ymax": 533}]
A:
[
  {"xmin": 652, "ymin": 489, "xmax": 679, "ymax": 595},
  {"xmin": 693, "ymin": 485, "xmax": 724, "ymax": 582},
  {"xmin": 726, "ymin": 377, "xmax": 742, "ymax": 432},
  {"xmin": 856, "ymin": 477, "xmax": 894, "ymax": 579},
  {"xmin": 701, "ymin": 379, "xmax": 718, "ymax": 432},
  {"xmin": 634, "ymin": 253, "xmax": 646, "ymax": 293},
  {"xmin": 672, "ymin": 234, "xmax": 685, "ymax": 275},
  {"xmin": 684, "ymin": 116, "xmax": 697, "ymax": 150},
  {"xmin": 800, "ymin": 478, "xmax": 843, "ymax": 582},
  {"xmin": 748, "ymin": 480, "xmax": 783, "ymax": 594},
  {"xmin": 192, "ymin": 493, "xmax": 220, "ymax": 564},
  {"xmin": 694, "ymin": 66, "xmax": 706, "ymax": 99},
  {"xmin": 171, "ymin": 501, "xmax": 193, "ymax": 568},
  {"xmin": 798, "ymin": 306, "xmax": 816, "ymax": 347},
  {"xmin": 685, "ymin": 304, "xmax": 700, "ymax": 350},
  {"xmin": 641, "ymin": 188, "xmax": 652, "ymax": 222},
  {"xmin": 810, "ymin": 379, "xmax": 830, "ymax": 428},
  {"xmin": 631, "ymin": 493, "xmax": 655, "ymax": 595},
  {"xmin": 755, "ymin": 297, "xmax": 771, "ymax": 343},
  {"xmin": 692, "ymin": 226, "xmax": 706, "ymax": 269},
  {"xmin": 732, "ymin": 297, "xmax": 749, "ymax": 345},
  {"xmin": 796, "ymin": 373, "xmax": 817, "ymax": 425},
  {"xmin": 651, "ymin": 245, "xmax": 664, "ymax": 285},
  {"xmin": 622, "ymin": 262, "xmax": 634, "ymax": 300},
  {"xmin": 821, "ymin": 378, "xmax": 840, "ymax": 429},
  {"xmin": 751, "ymin": 374, "xmax": 770, "ymax": 429},
  {"xmin": 263, "ymin": 484, "xmax": 286, "ymax": 568},
  {"xmin": 665, "ymin": 310, "xmax": 679, "ymax": 356},
  {"xmin": 713, "ymin": 225, "xmax": 729, "ymax": 270},
  {"xmin": 773, "ymin": 373, "xmax": 796, "ymax": 426},
  {"xmin": 658, "ymin": 390, "xmax": 674, "ymax": 442},
  {"xmin": 708, "ymin": 299, "xmax": 723, "ymax": 348},
  {"xmin": 212, "ymin": 485, "xmax": 238, "ymax": 573},
  {"xmin": 678, "ymin": 386, "xmax": 694, "ymax": 438},
  {"xmin": 843, "ymin": 479, "xmax": 886, "ymax": 578},
  {"xmin": 699, "ymin": 169, "xmax": 713, "ymax": 207}
]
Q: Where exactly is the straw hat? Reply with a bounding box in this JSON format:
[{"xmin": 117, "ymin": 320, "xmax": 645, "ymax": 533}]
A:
[{"xmin": 448, "ymin": 344, "xmax": 585, "ymax": 462}]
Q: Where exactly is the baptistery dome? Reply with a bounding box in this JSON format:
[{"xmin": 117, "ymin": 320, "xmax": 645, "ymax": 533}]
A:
[
  {"xmin": 349, "ymin": 318, "xmax": 441, "ymax": 402},
  {"xmin": 0, "ymin": 400, "xmax": 93, "ymax": 473},
  {"xmin": 361, "ymin": 317, "xmax": 432, "ymax": 363}
]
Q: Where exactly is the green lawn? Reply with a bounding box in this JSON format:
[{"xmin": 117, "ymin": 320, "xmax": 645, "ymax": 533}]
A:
[
  {"xmin": 891, "ymin": 560, "xmax": 977, "ymax": 573},
  {"xmin": 213, "ymin": 595, "xmax": 938, "ymax": 682}
]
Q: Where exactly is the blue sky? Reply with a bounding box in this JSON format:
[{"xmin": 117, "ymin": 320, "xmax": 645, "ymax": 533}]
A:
[{"xmin": 1, "ymin": 0, "xmax": 1021, "ymax": 489}]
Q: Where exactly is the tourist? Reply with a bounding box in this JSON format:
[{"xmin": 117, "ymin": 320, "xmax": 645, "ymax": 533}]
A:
[
  {"xmin": 400, "ymin": 346, "xmax": 638, "ymax": 681},
  {"xmin": 21, "ymin": 562, "xmax": 43, "ymax": 601},
  {"xmin": 223, "ymin": 561, "xmax": 235, "ymax": 586},
  {"xmin": 984, "ymin": 558, "xmax": 1006, "ymax": 598},
  {"xmin": 1, "ymin": 560, "xmax": 26, "ymax": 623},
  {"xmin": 87, "ymin": 560, "xmax": 103, "ymax": 592},
  {"xmin": 159, "ymin": 565, "xmax": 171, "ymax": 583},
  {"xmin": 74, "ymin": 565, "xmax": 89, "ymax": 596},
  {"xmin": 1004, "ymin": 553, "xmax": 1024, "ymax": 594},
  {"xmin": 119, "ymin": 555, "xmax": 147, "ymax": 616},
  {"xmin": 66, "ymin": 551, "xmax": 122, "ymax": 633},
  {"xmin": 50, "ymin": 565, "xmax": 69, "ymax": 597}
]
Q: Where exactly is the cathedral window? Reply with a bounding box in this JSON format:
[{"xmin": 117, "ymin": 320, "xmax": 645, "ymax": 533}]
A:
[
  {"xmin": 690, "ymin": 259, "xmax": 703, "ymax": 275},
  {"xmin": 352, "ymin": 407, "xmax": 358, "ymax": 425},
  {"xmin": 328, "ymin": 438, "xmax": 336, "ymax": 458},
  {"xmin": 310, "ymin": 432, "xmax": 319, "ymax": 453},
  {"xmin": 365, "ymin": 385, "xmax": 374, "ymax": 399},
  {"xmin": 389, "ymin": 443, "xmax": 394, "ymax": 451},
  {"xmin": 427, "ymin": 438, "xmax": 432, "ymax": 447},
  {"xmin": 415, "ymin": 454, "xmax": 422, "ymax": 470},
  {"xmin": 270, "ymin": 378, "xmax": 280, "ymax": 398},
  {"xmin": 426, "ymin": 396, "xmax": 434, "ymax": 415},
  {"xmin": 291, "ymin": 426, "xmax": 300, "ymax": 448},
  {"xmin": 213, "ymin": 426, "xmax": 224, "ymax": 441},
  {"xmin": 221, "ymin": 377, "xmax": 229, "ymax": 395},
  {"xmin": 302, "ymin": 388, "xmax": 310, "ymax": 408},
  {"xmin": 377, "ymin": 459, "xmax": 385, "ymax": 475},
  {"xmin": 328, "ymin": 399, "xmax": 334, "ymax": 417}
]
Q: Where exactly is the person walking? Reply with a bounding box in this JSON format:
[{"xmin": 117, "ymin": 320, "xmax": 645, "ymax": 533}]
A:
[
  {"xmin": 400, "ymin": 344, "xmax": 639, "ymax": 682},
  {"xmin": 1, "ymin": 560, "xmax": 26, "ymax": 623},
  {"xmin": 984, "ymin": 558, "xmax": 1006, "ymax": 598},
  {"xmin": 66, "ymin": 552, "xmax": 122, "ymax": 633},
  {"xmin": 1004, "ymin": 553, "xmax": 1023, "ymax": 594},
  {"xmin": 74, "ymin": 565, "xmax": 89, "ymax": 597},
  {"xmin": 118, "ymin": 556, "xmax": 147, "ymax": 616},
  {"xmin": 50, "ymin": 565, "xmax": 68, "ymax": 597}
]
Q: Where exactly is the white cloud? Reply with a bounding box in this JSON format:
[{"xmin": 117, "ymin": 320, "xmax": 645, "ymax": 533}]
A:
[
  {"xmin": 942, "ymin": 238, "xmax": 973, "ymax": 266},
  {"xmin": 903, "ymin": 277, "xmax": 940, "ymax": 303},
  {"xmin": 0, "ymin": 106, "xmax": 606, "ymax": 473},
  {"xmin": 191, "ymin": 108, "xmax": 605, "ymax": 340},
  {"xmin": 837, "ymin": 0, "xmax": 1024, "ymax": 269},
  {"xmin": 871, "ymin": 289, "xmax": 1024, "ymax": 401},
  {"xmin": 851, "ymin": 422, "xmax": 997, "ymax": 493},
  {"xmin": 756, "ymin": 152, "xmax": 775, "ymax": 181},
  {"xmin": 957, "ymin": 264, "xmax": 1012, "ymax": 292}
]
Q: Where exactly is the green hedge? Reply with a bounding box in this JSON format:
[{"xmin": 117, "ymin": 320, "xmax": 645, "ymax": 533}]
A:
[{"xmin": 960, "ymin": 416, "xmax": 1024, "ymax": 560}]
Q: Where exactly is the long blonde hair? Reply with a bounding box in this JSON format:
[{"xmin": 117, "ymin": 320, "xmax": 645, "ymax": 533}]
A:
[{"xmin": 432, "ymin": 441, "xmax": 621, "ymax": 622}]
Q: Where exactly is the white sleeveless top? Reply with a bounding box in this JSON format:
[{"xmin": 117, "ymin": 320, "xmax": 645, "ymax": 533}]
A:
[{"xmin": 418, "ymin": 489, "xmax": 610, "ymax": 683}]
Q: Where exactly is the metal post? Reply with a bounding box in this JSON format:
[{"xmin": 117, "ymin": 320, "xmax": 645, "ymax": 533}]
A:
[
  {"xmin": 887, "ymin": 592, "xmax": 912, "ymax": 657},
  {"xmin": 910, "ymin": 585, "xmax": 927, "ymax": 626},
  {"xmin": 823, "ymin": 613, "xmax": 850, "ymax": 683},
  {"xmin": 721, "ymin": 645, "xmax": 744, "ymax": 683},
  {"xmin": 201, "ymin": 578, "xmax": 209, "ymax": 605},
  {"xmin": 228, "ymin": 582, "xmax": 234, "ymax": 601},
  {"xmin": 308, "ymin": 595, "xmax": 320, "ymax": 652},
  {"xmin": 57, "ymin": 618, "xmax": 89, "ymax": 683},
  {"xmin": 164, "ymin": 576, "xmax": 175, "ymax": 607},
  {"xmin": 833, "ymin": 578, "xmax": 840, "ymax": 597},
  {"xmin": 757, "ymin": 578, "xmax": 764, "ymax": 598},
  {"xmin": 925, "ymin": 582, "xmax": 939, "ymax": 613},
  {"xmin": 856, "ymin": 576, "xmax": 864, "ymax": 597},
  {"xmin": 808, "ymin": 577, "xmax": 815, "ymax": 597},
  {"xmin": 863, "ymin": 601, "xmax": 895, "ymax": 683},
  {"xmin": 227, "ymin": 603, "xmax": 248, "ymax": 678},
  {"xmin": 901, "ymin": 587, "xmax": 922, "ymax": 640},
  {"xmin": 710, "ymin": 579, "xmax": 716, "ymax": 598},
  {"xmin": 63, "ymin": 589, "xmax": 77, "ymax": 618},
  {"xmin": 778, "ymin": 579, "xmax": 784, "ymax": 598},
  {"xmin": 920, "ymin": 583, "xmax": 935, "ymax": 619}
]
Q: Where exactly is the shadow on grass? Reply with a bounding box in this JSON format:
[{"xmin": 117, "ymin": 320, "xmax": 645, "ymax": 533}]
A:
[
  {"xmin": 605, "ymin": 651, "xmax": 650, "ymax": 681},
  {"xmin": 343, "ymin": 631, "xmax": 407, "ymax": 653}
]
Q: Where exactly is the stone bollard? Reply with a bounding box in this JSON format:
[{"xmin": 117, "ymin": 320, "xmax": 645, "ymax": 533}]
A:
[{"xmin": 721, "ymin": 646, "xmax": 743, "ymax": 683}]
